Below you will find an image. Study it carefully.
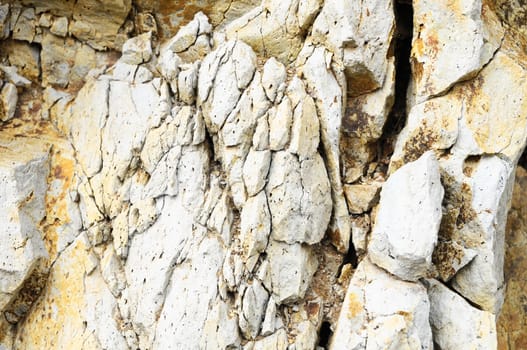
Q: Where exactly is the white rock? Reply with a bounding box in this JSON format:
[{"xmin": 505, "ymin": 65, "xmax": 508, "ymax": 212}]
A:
[
  {"xmin": 350, "ymin": 215, "xmax": 370, "ymax": 254},
  {"xmin": 100, "ymin": 246, "xmax": 127, "ymax": 297},
  {"xmin": 451, "ymin": 155, "xmax": 514, "ymax": 313},
  {"xmin": 222, "ymin": 71, "xmax": 270, "ymax": 147},
  {"xmin": 157, "ymin": 49, "xmax": 182, "ymax": 94},
  {"xmin": 125, "ymin": 196, "xmax": 209, "ymax": 345},
  {"xmin": 289, "ymin": 95, "xmax": 320, "ymax": 159},
  {"xmin": 312, "ymin": 0, "xmax": 395, "ymax": 95},
  {"xmin": 152, "ymin": 235, "xmax": 226, "ymax": 349},
  {"xmin": 121, "ymin": 32, "xmax": 152, "ymax": 65},
  {"xmin": 163, "ymin": 12, "xmax": 212, "ymax": 54},
  {"xmin": 243, "ymin": 149, "xmax": 271, "ymax": 197},
  {"xmin": 268, "ymin": 97, "xmax": 293, "ymax": 151},
  {"xmin": 301, "ymin": 45, "xmax": 351, "ymax": 253},
  {"xmin": 369, "ymin": 151, "xmax": 444, "ymax": 281},
  {"xmin": 330, "ymin": 259, "xmax": 432, "ymax": 350},
  {"xmin": 84, "ymin": 268, "xmax": 129, "ymax": 350},
  {"xmin": 266, "ymin": 151, "xmax": 331, "ymax": 244},
  {"xmin": 198, "ymin": 40, "xmax": 257, "ymax": 133},
  {"xmin": 261, "ymin": 296, "xmax": 280, "ymax": 336},
  {"xmin": 291, "ymin": 321, "xmax": 318, "ymax": 350},
  {"xmin": 251, "ymin": 328, "xmax": 289, "ymax": 350},
  {"xmin": 425, "ymin": 278, "xmax": 497, "ymax": 350},
  {"xmin": 1, "ymin": 82, "xmax": 17, "ymax": 121},
  {"xmin": 252, "ymin": 115, "xmax": 270, "ymax": 150},
  {"xmin": 239, "ymin": 280, "xmax": 270, "ymax": 339},
  {"xmin": 240, "ymin": 191, "xmax": 271, "ymax": 258},
  {"xmin": 0, "ymin": 65, "xmax": 31, "ymax": 87},
  {"xmin": 178, "ymin": 62, "xmax": 199, "ymax": 104},
  {"xmin": 0, "ymin": 144, "xmax": 49, "ymax": 311},
  {"xmin": 266, "ymin": 240, "xmax": 318, "ymax": 304},
  {"xmin": 411, "ymin": 0, "xmax": 503, "ymax": 100},
  {"xmin": 50, "ymin": 16, "xmax": 68, "ymax": 37},
  {"xmin": 262, "ymin": 57, "xmax": 287, "ymax": 102},
  {"xmin": 200, "ymin": 300, "xmax": 241, "ymax": 349}
]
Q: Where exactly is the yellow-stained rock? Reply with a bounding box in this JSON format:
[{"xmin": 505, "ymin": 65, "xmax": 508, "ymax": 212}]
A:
[{"xmin": 498, "ymin": 166, "xmax": 527, "ymax": 350}]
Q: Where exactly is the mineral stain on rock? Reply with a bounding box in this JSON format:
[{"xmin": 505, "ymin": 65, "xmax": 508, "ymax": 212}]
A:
[{"xmin": 0, "ymin": 0, "xmax": 526, "ymax": 348}]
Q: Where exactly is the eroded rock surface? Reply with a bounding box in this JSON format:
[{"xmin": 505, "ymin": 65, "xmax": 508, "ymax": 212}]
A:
[{"xmin": 0, "ymin": 0, "xmax": 526, "ymax": 349}]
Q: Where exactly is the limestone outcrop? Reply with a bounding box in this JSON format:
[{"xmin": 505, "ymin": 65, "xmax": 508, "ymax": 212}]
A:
[{"xmin": 0, "ymin": 0, "xmax": 526, "ymax": 349}]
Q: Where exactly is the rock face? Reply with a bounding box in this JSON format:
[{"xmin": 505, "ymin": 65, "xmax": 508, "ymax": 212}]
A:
[{"xmin": 0, "ymin": 0, "xmax": 526, "ymax": 349}]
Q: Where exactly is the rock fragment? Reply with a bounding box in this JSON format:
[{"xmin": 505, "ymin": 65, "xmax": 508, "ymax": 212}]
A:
[
  {"xmin": 121, "ymin": 32, "xmax": 152, "ymax": 65},
  {"xmin": 426, "ymin": 278, "xmax": 497, "ymax": 350},
  {"xmin": 369, "ymin": 151, "xmax": 444, "ymax": 281},
  {"xmin": 331, "ymin": 259, "xmax": 433, "ymax": 350}
]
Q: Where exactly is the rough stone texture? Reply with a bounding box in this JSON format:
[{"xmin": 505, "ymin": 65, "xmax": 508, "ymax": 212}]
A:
[
  {"xmin": 226, "ymin": 0, "xmax": 322, "ymax": 63},
  {"xmin": 0, "ymin": 1, "xmax": 526, "ymax": 349},
  {"xmin": 426, "ymin": 278, "xmax": 497, "ymax": 350},
  {"xmin": 498, "ymin": 166, "xmax": 527, "ymax": 350},
  {"xmin": 330, "ymin": 259, "xmax": 432, "ymax": 350},
  {"xmin": 0, "ymin": 138, "xmax": 48, "ymax": 312},
  {"xmin": 391, "ymin": 36, "xmax": 527, "ymax": 313},
  {"xmin": 411, "ymin": 0, "xmax": 504, "ymax": 101},
  {"xmin": 369, "ymin": 151, "xmax": 444, "ymax": 281}
]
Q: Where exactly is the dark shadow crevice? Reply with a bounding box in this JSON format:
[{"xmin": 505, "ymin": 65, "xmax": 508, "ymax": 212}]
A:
[
  {"xmin": 377, "ymin": 0, "xmax": 414, "ymax": 164},
  {"xmin": 318, "ymin": 321, "xmax": 333, "ymax": 348}
]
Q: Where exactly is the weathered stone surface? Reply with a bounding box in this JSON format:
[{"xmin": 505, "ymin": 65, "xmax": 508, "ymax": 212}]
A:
[
  {"xmin": 243, "ymin": 149, "xmax": 271, "ymax": 197},
  {"xmin": 343, "ymin": 183, "xmax": 381, "ymax": 214},
  {"xmin": 0, "ymin": 65, "xmax": 31, "ymax": 87},
  {"xmin": 331, "ymin": 259, "xmax": 432, "ymax": 350},
  {"xmin": 369, "ymin": 151, "xmax": 444, "ymax": 281},
  {"xmin": 0, "ymin": 82, "xmax": 17, "ymax": 121},
  {"xmin": 268, "ymin": 96, "xmax": 293, "ymax": 151},
  {"xmin": 426, "ymin": 278, "xmax": 497, "ymax": 350},
  {"xmin": 261, "ymin": 57, "xmax": 286, "ymax": 103},
  {"xmin": 498, "ymin": 166, "xmax": 527, "ymax": 350},
  {"xmin": 225, "ymin": 0, "xmax": 322, "ymax": 63},
  {"xmin": 50, "ymin": 16, "xmax": 68, "ymax": 37},
  {"xmin": 312, "ymin": 0, "xmax": 395, "ymax": 96},
  {"xmin": 299, "ymin": 44, "xmax": 351, "ymax": 253},
  {"xmin": 266, "ymin": 151, "xmax": 332, "ymax": 245},
  {"xmin": 0, "ymin": 2, "xmax": 526, "ymax": 348},
  {"xmin": 0, "ymin": 139, "xmax": 48, "ymax": 312},
  {"xmin": 121, "ymin": 32, "xmax": 152, "ymax": 65},
  {"xmin": 450, "ymin": 155, "xmax": 515, "ymax": 313},
  {"xmin": 13, "ymin": 233, "xmax": 128, "ymax": 349},
  {"xmin": 266, "ymin": 240, "xmax": 318, "ymax": 304},
  {"xmin": 411, "ymin": 0, "xmax": 504, "ymax": 101},
  {"xmin": 391, "ymin": 40, "xmax": 527, "ymax": 312},
  {"xmin": 162, "ymin": 11, "xmax": 212, "ymax": 63},
  {"xmin": 1, "ymin": 40, "xmax": 41, "ymax": 82},
  {"xmin": 239, "ymin": 279, "xmax": 269, "ymax": 339},
  {"xmin": 149, "ymin": 0, "xmax": 260, "ymax": 40},
  {"xmin": 240, "ymin": 191, "xmax": 271, "ymax": 258}
]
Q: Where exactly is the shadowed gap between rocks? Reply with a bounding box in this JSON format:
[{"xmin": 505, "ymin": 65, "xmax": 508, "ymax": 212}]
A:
[
  {"xmin": 377, "ymin": 0, "xmax": 414, "ymax": 162},
  {"xmin": 339, "ymin": 0, "xmax": 414, "ymax": 274},
  {"xmin": 317, "ymin": 321, "xmax": 332, "ymax": 347}
]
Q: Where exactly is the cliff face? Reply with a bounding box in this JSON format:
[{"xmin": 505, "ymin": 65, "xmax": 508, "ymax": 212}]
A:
[{"xmin": 0, "ymin": 0, "xmax": 526, "ymax": 349}]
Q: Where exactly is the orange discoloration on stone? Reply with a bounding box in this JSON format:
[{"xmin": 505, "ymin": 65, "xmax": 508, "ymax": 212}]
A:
[
  {"xmin": 346, "ymin": 292, "xmax": 364, "ymax": 319},
  {"xmin": 42, "ymin": 144, "xmax": 77, "ymax": 265},
  {"xmin": 14, "ymin": 236, "xmax": 93, "ymax": 349}
]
